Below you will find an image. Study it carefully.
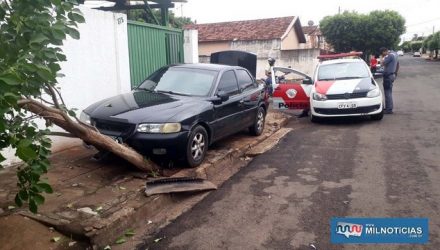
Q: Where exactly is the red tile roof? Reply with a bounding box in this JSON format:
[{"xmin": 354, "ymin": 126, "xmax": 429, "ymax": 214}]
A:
[{"xmin": 185, "ymin": 16, "xmax": 303, "ymax": 42}]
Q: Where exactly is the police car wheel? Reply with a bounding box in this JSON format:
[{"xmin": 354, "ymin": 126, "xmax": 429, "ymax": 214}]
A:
[
  {"xmin": 249, "ymin": 107, "xmax": 265, "ymax": 136},
  {"xmin": 371, "ymin": 109, "xmax": 384, "ymax": 121},
  {"xmin": 310, "ymin": 113, "xmax": 321, "ymax": 123}
]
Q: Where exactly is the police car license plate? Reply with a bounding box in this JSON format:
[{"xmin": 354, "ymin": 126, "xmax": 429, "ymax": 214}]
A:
[{"xmin": 337, "ymin": 102, "xmax": 357, "ymax": 109}]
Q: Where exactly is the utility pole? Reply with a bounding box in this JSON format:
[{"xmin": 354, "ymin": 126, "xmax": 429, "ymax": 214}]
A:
[{"xmin": 338, "ymin": 6, "xmax": 341, "ymax": 14}]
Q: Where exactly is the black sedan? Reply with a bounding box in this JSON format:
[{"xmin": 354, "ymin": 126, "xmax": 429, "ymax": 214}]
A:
[{"xmin": 80, "ymin": 64, "xmax": 269, "ymax": 167}]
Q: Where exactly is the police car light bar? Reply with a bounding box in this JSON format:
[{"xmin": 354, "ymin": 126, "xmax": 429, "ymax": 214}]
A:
[{"xmin": 317, "ymin": 52, "xmax": 363, "ymax": 61}]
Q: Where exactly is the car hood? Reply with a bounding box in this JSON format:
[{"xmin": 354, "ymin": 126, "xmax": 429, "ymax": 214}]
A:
[
  {"xmin": 84, "ymin": 91, "xmax": 202, "ymax": 124},
  {"xmin": 314, "ymin": 77, "xmax": 376, "ymax": 95}
]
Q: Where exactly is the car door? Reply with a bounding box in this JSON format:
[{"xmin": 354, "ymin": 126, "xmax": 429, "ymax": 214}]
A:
[
  {"xmin": 271, "ymin": 67, "xmax": 313, "ymax": 110},
  {"xmin": 211, "ymin": 70, "xmax": 242, "ymax": 141},
  {"xmin": 235, "ymin": 69, "xmax": 260, "ymax": 126}
]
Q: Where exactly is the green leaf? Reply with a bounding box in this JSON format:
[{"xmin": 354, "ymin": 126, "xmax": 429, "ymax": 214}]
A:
[
  {"xmin": 68, "ymin": 12, "xmax": 85, "ymax": 23},
  {"xmin": 15, "ymin": 193, "xmax": 23, "ymax": 207},
  {"xmin": 36, "ymin": 67, "xmax": 54, "ymax": 81},
  {"xmin": 124, "ymin": 229, "xmax": 135, "ymax": 237},
  {"xmin": 18, "ymin": 139, "xmax": 32, "ymax": 148},
  {"xmin": 19, "ymin": 189, "xmax": 29, "ymax": 200},
  {"xmin": 30, "ymin": 34, "xmax": 49, "ymax": 44},
  {"xmin": 16, "ymin": 146, "xmax": 38, "ymax": 161},
  {"xmin": 66, "ymin": 27, "xmax": 80, "ymax": 39},
  {"xmin": 4, "ymin": 92, "xmax": 20, "ymax": 104},
  {"xmin": 0, "ymin": 74, "xmax": 21, "ymax": 86},
  {"xmin": 29, "ymin": 199, "xmax": 38, "ymax": 213},
  {"xmin": 37, "ymin": 182, "xmax": 53, "ymax": 193},
  {"xmin": 32, "ymin": 193, "xmax": 45, "ymax": 205},
  {"xmin": 51, "ymin": 237, "xmax": 61, "ymax": 242},
  {"xmin": 115, "ymin": 236, "xmax": 126, "ymax": 244}
]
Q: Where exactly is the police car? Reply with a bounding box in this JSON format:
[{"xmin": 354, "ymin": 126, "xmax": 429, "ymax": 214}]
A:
[{"xmin": 272, "ymin": 52, "xmax": 384, "ymax": 122}]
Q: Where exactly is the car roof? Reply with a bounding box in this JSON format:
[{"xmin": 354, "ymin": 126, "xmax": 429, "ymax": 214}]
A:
[
  {"xmin": 170, "ymin": 63, "xmax": 241, "ymax": 71},
  {"xmin": 319, "ymin": 58, "xmax": 365, "ymax": 66}
]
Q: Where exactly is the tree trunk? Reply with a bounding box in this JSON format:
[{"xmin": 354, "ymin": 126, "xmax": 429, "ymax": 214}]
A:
[{"xmin": 19, "ymin": 99, "xmax": 160, "ymax": 173}]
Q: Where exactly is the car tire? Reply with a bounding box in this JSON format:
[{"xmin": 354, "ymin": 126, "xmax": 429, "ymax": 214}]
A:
[
  {"xmin": 249, "ymin": 106, "xmax": 266, "ymax": 136},
  {"xmin": 310, "ymin": 113, "xmax": 321, "ymax": 123},
  {"xmin": 371, "ymin": 109, "xmax": 384, "ymax": 121},
  {"xmin": 185, "ymin": 125, "xmax": 208, "ymax": 168}
]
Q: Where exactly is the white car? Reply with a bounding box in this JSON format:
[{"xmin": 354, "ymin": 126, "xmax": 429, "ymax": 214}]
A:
[
  {"xmin": 271, "ymin": 52, "xmax": 384, "ymax": 122},
  {"xmin": 397, "ymin": 50, "xmax": 404, "ymax": 56},
  {"xmin": 413, "ymin": 51, "xmax": 421, "ymax": 57}
]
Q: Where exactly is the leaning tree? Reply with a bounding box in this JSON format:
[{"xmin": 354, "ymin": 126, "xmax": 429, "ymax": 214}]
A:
[{"xmin": 0, "ymin": 0, "xmax": 159, "ymax": 213}]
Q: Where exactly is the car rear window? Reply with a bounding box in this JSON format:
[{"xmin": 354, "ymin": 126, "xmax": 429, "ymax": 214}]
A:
[
  {"xmin": 318, "ymin": 62, "xmax": 370, "ymax": 81},
  {"xmin": 140, "ymin": 67, "xmax": 218, "ymax": 96}
]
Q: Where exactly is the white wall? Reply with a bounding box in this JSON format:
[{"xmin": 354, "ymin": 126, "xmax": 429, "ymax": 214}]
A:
[
  {"xmin": 2, "ymin": 6, "xmax": 131, "ymax": 166},
  {"xmin": 184, "ymin": 29, "xmax": 199, "ymax": 63}
]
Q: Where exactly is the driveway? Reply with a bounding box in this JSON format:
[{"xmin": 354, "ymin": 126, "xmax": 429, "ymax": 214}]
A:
[{"xmin": 139, "ymin": 56, "xmax": 440, "ymax": 250}]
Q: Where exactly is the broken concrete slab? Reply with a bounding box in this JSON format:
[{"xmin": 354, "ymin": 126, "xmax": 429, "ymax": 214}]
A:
[
  {"xmin": 246, "ymin": 128, "xmax": 293, "ymax": 156},
  {"xmin": 145, "ymin": 177, "xmax": 217, "ymax": 196},
  {"xmin": 0, "ymin": 110, "xmax": 292, "ymax": 248}
]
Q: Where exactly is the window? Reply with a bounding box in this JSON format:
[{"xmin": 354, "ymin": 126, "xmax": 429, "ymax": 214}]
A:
[
  {"xmin": 318, "ymin": 62, "xmax": 370, "ymax": 81},
  {"xmin": 139, "ymin": 67, "xmax": 218, "ymax": 96},
  {"xmin": 217, "ymin": 70, "xmax": 239, "ymax": 95},
  {"xmin": 236, "ymin": 69, "xmax": 255, "ymax": 91}
]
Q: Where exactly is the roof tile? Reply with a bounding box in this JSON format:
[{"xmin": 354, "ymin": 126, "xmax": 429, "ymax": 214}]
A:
[{"xmin": 185, "ymin": 16, "xmax": 295, "ymax": 42}]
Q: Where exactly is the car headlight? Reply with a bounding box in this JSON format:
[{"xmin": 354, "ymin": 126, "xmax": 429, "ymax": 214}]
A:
[
  {"xmin": 367, "ymin": 88, "xmax": 380, "ymax": 98},
  {"xmin": 313, "ymin": 92, "xmax": 327, "ymax": 101},
  {"xmin": 79, "ymin": 111, "xmax": 91, "ymax": 125},
  {"xmin": 137, "ymin": 123, "xmax": 181, "ymax": 134}
]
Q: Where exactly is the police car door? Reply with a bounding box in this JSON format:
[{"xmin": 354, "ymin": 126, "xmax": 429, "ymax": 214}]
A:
[{"xmin": 271, "ymin": 67, "xmax": 313, "ymax": 110}]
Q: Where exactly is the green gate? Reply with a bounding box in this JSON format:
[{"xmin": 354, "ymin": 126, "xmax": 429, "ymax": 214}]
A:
[{"xmin": 127, "ymin": 21, "xmax": 184, "ymax": 88}]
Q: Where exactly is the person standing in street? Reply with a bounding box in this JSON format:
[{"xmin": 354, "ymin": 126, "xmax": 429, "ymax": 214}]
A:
[
  {"xmin": 370, "ymin": 55, "xmax": 378, "ymax": 74},
  {"xmin": 380, "ymin": 47, "xmax": 399, "ymax": 114}
]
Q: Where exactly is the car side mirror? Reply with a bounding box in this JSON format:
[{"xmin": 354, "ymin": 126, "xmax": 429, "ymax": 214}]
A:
[
  {"xmin": 210, "ymin": 90, "xmax": 229, "ymax": 105},
  {"xmin": 217, "ymin": 90, "xmax": 229, "ymax": 102},
  {"xmin": 303, "ymin": 77, "xmax": 313, "ymax": 85}
]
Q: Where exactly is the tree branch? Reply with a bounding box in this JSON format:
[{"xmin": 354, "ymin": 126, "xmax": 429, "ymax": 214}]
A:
[{"xmin": 49, "ymin": 131, "xmax": 76, "ymax": 138}]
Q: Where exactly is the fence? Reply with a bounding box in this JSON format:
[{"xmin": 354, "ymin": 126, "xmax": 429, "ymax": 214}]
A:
[{"xmin": 127, "ymin": 21, "xmax": 184, "ymax": 88}]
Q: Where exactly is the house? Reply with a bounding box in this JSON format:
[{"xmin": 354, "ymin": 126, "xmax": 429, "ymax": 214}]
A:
[
  {"xmin": 301, "ymin": 25, "xmax": 332, "ymax": 51},
  {"xmin": 185, "ymin": 16, "xmax": 320, "ymax": 76}
]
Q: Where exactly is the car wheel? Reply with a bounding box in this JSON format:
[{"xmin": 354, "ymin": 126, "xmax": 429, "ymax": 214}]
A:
[
  {"xmin": 249, "ymin": 106, "xmax": 266, "ymax": 136},
  {"xmin": 309, "ymin": 112, "xmax": 321, "ymax": 123},
  {"xmin": 185, "ymin": 125, "xmax": 208, "ymax": 168},
  {"xmin": 371, "ymin": 109, "xmax": 384, "ymax": 121}
]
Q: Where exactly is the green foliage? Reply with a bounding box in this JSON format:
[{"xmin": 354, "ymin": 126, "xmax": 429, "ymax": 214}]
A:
[
  {"xmin": 401, "ymin": 41, "xmax": 412, "ymax": 52},
  {"xmin": 0, "ymin": 0, "xmax": 83, "ymax": 213},
  {"xmin": 425, "ymin": 32, "xmax": 440, "ymax": 58},
  {"xmin": 320, "ymin": 10, "xmax": 406, "ymax": 54},
  {"xmin": 127, "ymin": 9, "xmax": 194, "ymax": 29},
  {"xmin": 410, "ymin": 41, "xmax": 423, "ymax": 52}
]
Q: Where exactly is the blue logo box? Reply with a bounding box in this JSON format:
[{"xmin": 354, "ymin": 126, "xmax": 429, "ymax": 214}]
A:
[{"xmin": 331, "ymin": 218, "xmax": 429, "ymax": 244}]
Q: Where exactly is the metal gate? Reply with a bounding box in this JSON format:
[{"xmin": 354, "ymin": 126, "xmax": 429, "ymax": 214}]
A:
[{"xmin": 127, "ymin": 20, "xmax": 184, "ymax": 88}]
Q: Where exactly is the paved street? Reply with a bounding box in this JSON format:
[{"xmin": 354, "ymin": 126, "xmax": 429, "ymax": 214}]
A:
[{"xmin": 140, "ymin": 56, "xmax": 440, "ymax": 250}]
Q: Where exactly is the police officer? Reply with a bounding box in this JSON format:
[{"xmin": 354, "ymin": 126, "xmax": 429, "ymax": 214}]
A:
[
  {"xmin": 380, "ymin": 47, "xmax": 399, "ymax": 114},
  {"xmin": 264, "ymin": 58, "xmax": 276, "ymax": 96}
]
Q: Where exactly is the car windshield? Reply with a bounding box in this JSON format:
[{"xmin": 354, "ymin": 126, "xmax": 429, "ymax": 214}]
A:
[
  {"xmin": 318, "ymin": 62, "xmax": 370, "ymax": 81},
  {"xmin": 138, "ymin": 67, "xmax": 218, "ymax": 96}
]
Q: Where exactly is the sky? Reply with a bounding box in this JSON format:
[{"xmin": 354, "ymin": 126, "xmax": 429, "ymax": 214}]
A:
[{"xmin": 173, "ymin": 0, "xmax": 440, "ymax": 42}]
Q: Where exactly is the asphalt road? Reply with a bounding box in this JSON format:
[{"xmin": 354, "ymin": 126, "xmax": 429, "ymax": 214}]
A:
[{"xmin": 140, "ymin": 56, "xmax": 440, "ymax": 250}]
